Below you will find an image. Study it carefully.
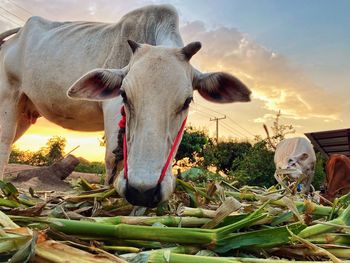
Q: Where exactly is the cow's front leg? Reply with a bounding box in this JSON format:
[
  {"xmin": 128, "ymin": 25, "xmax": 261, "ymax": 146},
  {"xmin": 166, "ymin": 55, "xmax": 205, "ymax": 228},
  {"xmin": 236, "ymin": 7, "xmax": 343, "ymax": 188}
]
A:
[
  {"xmin": 302, "ymin": 168, "xmax": 316, "ymax": 194},
  {"xmin": 0, "ymin": 97, "xmax": 18, "ymax": 180},
  {"xmin": 104, "ymin": 133, "xmax": 120, "ymax": 186},
  {"xmin": 103, "ymin": 101, "xmax": 122, "ymax": 186}
]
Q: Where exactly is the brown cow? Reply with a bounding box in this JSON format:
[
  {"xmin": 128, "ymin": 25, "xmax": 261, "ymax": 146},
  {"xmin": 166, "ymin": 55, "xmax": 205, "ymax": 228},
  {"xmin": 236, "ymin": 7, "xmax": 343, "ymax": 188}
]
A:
[{"xmin": 321, "ymin": 154, "xmax": 350, "ymax": 203}]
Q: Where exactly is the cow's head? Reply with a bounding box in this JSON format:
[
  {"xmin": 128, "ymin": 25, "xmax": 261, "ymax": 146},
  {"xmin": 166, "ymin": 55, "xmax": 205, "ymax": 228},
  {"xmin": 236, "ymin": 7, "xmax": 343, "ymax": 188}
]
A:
[
  {"xmin": 67, "ymin": 41, "xmax": 251, "ymax": 207},
  {"xmin": 281, "ymin": 153, "xmax": 310, "ymax": 180}
]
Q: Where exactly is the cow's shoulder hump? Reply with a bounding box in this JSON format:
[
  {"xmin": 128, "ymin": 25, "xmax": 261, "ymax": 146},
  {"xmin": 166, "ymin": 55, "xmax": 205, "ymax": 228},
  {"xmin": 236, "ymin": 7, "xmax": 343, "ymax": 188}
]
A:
[{"xmin": 122, "ymin": 4, "xmax": 178, "ymax": 20}]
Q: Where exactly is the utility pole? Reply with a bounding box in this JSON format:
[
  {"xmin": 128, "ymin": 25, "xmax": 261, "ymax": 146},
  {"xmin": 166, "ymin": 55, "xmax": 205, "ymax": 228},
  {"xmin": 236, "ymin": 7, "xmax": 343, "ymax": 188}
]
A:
[{"xmin": 210, "ymin": 115, "xmax": 226, "ymax": 143}]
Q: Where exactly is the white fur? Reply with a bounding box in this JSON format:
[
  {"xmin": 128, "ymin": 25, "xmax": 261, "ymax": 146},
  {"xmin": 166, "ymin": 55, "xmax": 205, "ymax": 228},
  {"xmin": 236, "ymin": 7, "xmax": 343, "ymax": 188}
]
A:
[
  {"xmin": 0, "ymin": 5, "xmax": 250, "ymax": 204},
  {"xmin": 274, "ymin": 137, "xmax": 316, "ymax": 193}
]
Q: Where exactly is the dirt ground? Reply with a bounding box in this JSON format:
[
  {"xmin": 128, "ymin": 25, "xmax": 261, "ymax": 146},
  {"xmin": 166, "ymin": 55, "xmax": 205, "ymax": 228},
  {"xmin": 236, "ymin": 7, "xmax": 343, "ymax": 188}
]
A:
[{"xmin": 3, "ymin": 163, "xmax": 102, "ymax": 191}]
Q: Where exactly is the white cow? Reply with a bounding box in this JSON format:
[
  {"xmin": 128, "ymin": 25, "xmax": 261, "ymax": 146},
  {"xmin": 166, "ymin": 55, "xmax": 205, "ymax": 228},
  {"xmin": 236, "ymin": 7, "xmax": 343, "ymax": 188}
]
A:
[
  {"xmin": 0, "ymin": 5, "xmax": 251, "ymax": 207},
  {"xmin": 274, "ymin": 137, "xmax": 316, "ymax": 193}
]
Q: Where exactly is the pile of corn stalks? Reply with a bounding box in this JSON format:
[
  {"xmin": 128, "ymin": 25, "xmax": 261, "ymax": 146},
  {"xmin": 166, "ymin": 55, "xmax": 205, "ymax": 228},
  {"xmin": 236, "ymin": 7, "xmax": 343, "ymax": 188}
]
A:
[{"xmin": 1, "ymin": 177, "xmax": 350, "ymax": 263}]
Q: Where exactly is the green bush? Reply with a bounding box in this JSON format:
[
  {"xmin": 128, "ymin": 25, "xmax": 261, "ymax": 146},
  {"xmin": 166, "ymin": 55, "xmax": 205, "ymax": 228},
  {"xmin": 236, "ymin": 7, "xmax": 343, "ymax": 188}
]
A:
[
  {"xmin": 201, "ymin": 141, "xmax": 252, "ymax": 173},
  {"xmin": 180, "ymin": 167, "xmax": 223, "ymax": 184},
  {"xmin": 10, "ymin": 136, "xmax": 106, "ymax": 175},
  {"xmin": 74, "ymin": 162, "xmax": 105, "ymax": 174},
  {"xmin": 176, "ymin": 126, "xmax": 210, "ymax": 164},
  {"xmin": 232, "ymin": 140, "xmax": 276, "ymax": 187},
  {"xmin": 9, "ymin": 147, "xmax": 27, "ymax": 164},
  {"xmin": 9, "ymin": 136, "xmax": 66, "ymax": 166},
  {"xmin": 43, "ymin": 136, "xmax": 66, "ymax": 165},
  {"xmin": 312, "ymin": 152, "xmax": 327, "ymax": 190}
]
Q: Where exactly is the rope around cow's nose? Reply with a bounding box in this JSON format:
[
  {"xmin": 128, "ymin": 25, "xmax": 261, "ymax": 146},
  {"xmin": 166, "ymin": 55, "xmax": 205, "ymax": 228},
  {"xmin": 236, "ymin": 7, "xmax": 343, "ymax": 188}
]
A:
[
  {"xmin": 118, "ymin": 106, "xmax": 127, "ymax": 179},
  {"xmin": 118, "ymin": 105, "xmax": 187, "ymax": 184}
]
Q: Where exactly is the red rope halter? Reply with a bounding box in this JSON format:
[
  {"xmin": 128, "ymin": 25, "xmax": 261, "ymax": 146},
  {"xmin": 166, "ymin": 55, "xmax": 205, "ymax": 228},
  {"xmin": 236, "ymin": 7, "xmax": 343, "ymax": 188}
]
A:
[{"xmin": 118, "ymin": 105, "xmax": 187, "ymax": 184}]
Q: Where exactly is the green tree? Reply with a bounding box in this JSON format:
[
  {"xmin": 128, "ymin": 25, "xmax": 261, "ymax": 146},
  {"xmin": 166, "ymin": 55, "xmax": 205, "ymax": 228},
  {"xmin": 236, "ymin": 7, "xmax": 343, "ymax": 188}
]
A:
[
  {"xmin": 264, "ymin": 110, "xmax": 295, "ymax": 150},
  {"xmin": 10, "ymin": 136, "xmax": 106, "ymax": 173},
  {"xmin": 42, "ymin": 136, "xmax": 67, "ymax": 165},
  {"xmin": 233, "ymin": 140, "xmax": 276, "ymax": 187},
  {"xmin": 9, "ymin": 146, "xmax": 25, "ymax": 164},
  {"xmin": 176, "ymin": 126, "xmax": 210, "ymax": 164},
  {"xmin": 75, "ymin": 161, "xmax": 106, "ymax": 174},
  {"xmin": 312, "ymin": 152, "xmax": 327, "ymax": 189},
  {"xmin": 9, "ymin": 147, "xmax": 47, "ymax": 166},
  {"xmin": 202, "ymin": 140, "xmax": 252, "ymax": 174},
  {"xmin": 29, "ymin": 151, "xmax": 48, "ymax": 166}
]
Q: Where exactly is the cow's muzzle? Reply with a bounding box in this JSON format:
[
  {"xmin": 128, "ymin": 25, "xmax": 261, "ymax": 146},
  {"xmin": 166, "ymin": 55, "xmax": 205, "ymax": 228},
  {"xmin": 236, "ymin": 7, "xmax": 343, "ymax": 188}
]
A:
[{"xmin": 124, "ymin": 182, "xmax": 162, "ymax": 207}]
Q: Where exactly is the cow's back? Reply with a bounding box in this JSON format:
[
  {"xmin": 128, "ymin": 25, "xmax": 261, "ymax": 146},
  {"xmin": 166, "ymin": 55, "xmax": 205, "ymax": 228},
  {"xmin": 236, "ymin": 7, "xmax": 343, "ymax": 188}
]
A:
[
  {"xmin": 0, "ymin": 17, "xmax": 124, "ymax": 130},
  {"xmin": 2, "ymin": 4, "xmax": 182, "ymax": 87},
  {"xmin": 2, "ymin": 17, "xmax": 126, "ymax": 91},
  {"xmin": 0, "ymin": 5, "xmax": 182, "ymax": 131}
]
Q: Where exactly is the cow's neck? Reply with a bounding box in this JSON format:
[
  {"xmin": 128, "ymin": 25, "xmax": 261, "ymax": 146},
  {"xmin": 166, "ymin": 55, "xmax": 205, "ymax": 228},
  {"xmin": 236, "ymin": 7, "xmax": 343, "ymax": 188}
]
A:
[
  {"xmin": 103, "ymin": 21, "xmax": 183, "ymax": 68},
  {"xmin": 154, "ymin": 24, "xmax": 183, "ymax": 48}
]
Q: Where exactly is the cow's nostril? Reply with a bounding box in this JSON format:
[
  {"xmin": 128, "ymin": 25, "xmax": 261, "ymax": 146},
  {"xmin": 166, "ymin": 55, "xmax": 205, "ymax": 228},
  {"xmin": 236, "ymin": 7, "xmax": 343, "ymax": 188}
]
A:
[{"xmin": 124, "ymin": 183, "xmax": 162, "ymax": 208}]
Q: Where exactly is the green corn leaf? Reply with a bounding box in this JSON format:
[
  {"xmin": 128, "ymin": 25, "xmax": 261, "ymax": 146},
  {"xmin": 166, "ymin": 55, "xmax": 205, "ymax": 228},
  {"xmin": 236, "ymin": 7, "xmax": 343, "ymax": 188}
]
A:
[
  {"xmin": 8, "ymin": 232, "xmax": 37, "ymax": 263},
  {"xmin": 215, "ymin": 223, "xmax": 306, "ymax": 253}
]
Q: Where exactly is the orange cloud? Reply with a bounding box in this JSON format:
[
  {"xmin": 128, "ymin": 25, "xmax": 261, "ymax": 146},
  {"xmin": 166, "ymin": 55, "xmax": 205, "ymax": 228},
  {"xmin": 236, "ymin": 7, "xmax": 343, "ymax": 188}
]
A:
[
  {"xmin": 180, "ymin": 21, "xmax": 344, "ymax": 123},
  {"xmin": 1, "ymin": 2, "xmax": 348, "ymax": 162}
]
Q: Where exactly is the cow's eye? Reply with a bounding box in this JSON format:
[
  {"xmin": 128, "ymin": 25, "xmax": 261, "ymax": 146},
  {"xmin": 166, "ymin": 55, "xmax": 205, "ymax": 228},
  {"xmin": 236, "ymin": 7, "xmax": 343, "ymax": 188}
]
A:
[
  {"xmin": 120, "ymin": 90, "xmax": 127, "ymax": 103},
  {"xmin": 182, "ymin": 96, "xmax": 193, "ymax": 111}
]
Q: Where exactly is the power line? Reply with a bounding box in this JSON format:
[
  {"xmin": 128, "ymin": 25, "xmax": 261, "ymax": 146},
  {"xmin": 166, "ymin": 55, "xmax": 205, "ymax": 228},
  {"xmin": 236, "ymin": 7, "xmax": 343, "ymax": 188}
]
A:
[
  {"xmin": 0, "ymin": 13, "xmax": 22, "ymax": 26},
  {"xmin": 0, "ymin": 6, "xmax": 26, "ymax": 22},
  {"xmin": 192, "ymin": 107, "xmax": 246, "ymax": 138},
  {"xmin": 191, "ymin": 107, "xmax": 252, "ymax": 141},
  {"xmin": 188, "ymin": 109, "xmax": 217, "ymax": 137},
  {"xmin": 220, "ymin": 124, "xmax": 241, "ymax": 138},
  {"xmin": 8, "ymin": 0, "xmax": 33, "ymax": 16},
  {"xmin": 195, "ymin": 103, "xmax": 225, "ymax": 117},
  {"xmin": 196, "ymin": 102, "xmax": 255, "ymax": 137},
  {"xmin": 191, "ymin": 104, "xmax": 216, "ymax": 118},
  {"xmin": 193, "ymin": 106, "xmax": 227, "ymax": 123},
  {"xmin": 226, "ymin": 116, "xmax": 256, "ymax": 137},
  {"xmin": 190, "ymin": 105, "xmax": 220, "ymax": 121},
  {"xmin": 197, "ymin": 102, "xmax": 252, "ymax": 135},
  {"xmin": 190, "ymin": 109, "xmax": 211, "ymax": 120},
  {"xmin": 210, "ymin": 115, "xmax": 226, "ymax": 143},
  {"xmin": 221, "ymin": 121, "xmax": 246, "ymax": 137},
  {"xmin": 194, "ymin": 104, "xmax": 248, "ymax": 138},
  {"xmin": 220, "ymin": 122, "xmax": 244, "ymax": 138},
  {"xmin": 193, "ymin": 106, "xmax": 233, "ymax": 140}
]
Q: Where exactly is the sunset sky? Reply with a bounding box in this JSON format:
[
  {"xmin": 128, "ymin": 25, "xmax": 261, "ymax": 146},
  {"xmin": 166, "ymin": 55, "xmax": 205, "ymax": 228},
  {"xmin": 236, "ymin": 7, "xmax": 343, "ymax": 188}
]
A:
[{"xmin": 0, "ymin": 0, "xmax": 349, "ymax": 161}]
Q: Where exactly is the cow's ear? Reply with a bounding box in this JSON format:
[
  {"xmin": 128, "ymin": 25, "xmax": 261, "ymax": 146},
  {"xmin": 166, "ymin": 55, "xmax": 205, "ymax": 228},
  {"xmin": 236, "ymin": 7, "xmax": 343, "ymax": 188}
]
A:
[
  {"xmin": 193, "ymin": 70, "xmax": 251, "ymax": 103},
  {"xmin": 67, "ymin": 68, "xmax": 125, "ymax": 101},
  {"xmin": 296, "ymin": 152, "xmax": 309, "ymax": 162}
]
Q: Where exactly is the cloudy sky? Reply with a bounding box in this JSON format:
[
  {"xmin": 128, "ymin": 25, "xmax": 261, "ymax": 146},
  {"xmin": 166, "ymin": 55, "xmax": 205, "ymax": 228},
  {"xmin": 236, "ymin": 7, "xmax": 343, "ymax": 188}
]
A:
[{"xmin": 0, "ymin": 0, "xmax": 349, "ymax": 161}]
